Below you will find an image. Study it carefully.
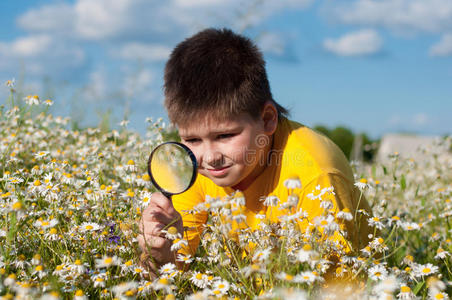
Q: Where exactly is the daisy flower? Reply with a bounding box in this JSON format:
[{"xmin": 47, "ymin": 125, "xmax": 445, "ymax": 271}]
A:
[
  {"xmin": 24, "ymin": 95, "xmax": 40, "ymax": 105},
  {"xmin": 171, "ymin": 238, "xmax": 188, "ymax": 251},
  {"xmin": 95, "ymin": 255, "xmax": 121, "ymax": 269},
  {"xmin": 211, "ymin": 280, "xmax": 230, "ymax": 297},
  {"xmin": 336, "ymin": 208, "xmax": 353, "ymax": 221},
  {"xmin": 79, "ymin": 222, "xmax": 101, "ymax": 233},
  {"xmin": 159, "ymin": 263, "xmax": 177, "ymax": 275},
  {"xmin": 161, "ymin": 226, "xmax": 181, "ymax": 240},
  {"xmin": 252, "ymin": 248, "xmax": 272, "ymax": 263},
  {"xmin": 397, "ymin": 285, "xmax": 416, "ymax": 300},
  {"xmin": 413, "ymin": 263, "xmax": 439, "ymax": 278},
  {"xmin": 34, "ymin": 219, "xmax": 59, "ymax": 230},
  {"xmin": 152, "ymin": 276, "xmax": 174, "ymax": 294},
  {"xmin": 434, "ymin": 248, "xmax": 450, "ymax": 260},
  {"xmin": 262, "ymin": 195, "xmax": 279, "ymax": 207},
  {"xmin": 276, "ymin": 272, "xmax": 296, "ymax": 282},
  {"xmin": 284, "ymin": 177, "xmax": 302, "ymax": 189},
  {"xmin": 176, "ymin": 254, "xmax": 193, "ymax": 264}
]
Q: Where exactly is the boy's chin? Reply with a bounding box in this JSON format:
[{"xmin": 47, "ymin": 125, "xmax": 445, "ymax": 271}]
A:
[{"xmin": 200, "ymin": 171, "xmax": 240, "ymax": 188}]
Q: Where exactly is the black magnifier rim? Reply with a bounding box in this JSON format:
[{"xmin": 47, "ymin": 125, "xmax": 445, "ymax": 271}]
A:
[{"xmin": 147, "ymin": 141, "xmax": 198, "ymax": 196}]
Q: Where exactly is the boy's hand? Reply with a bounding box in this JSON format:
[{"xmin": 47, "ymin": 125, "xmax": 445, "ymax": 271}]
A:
[{"xmin": 137, "ymin": 192, "xmax": 183, "ymax": 276}]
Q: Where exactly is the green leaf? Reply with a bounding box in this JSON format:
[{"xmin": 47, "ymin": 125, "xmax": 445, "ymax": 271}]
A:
[
  {"xmin": 413, "ymin": 281, "xmax": 424, "ymax": 295},
  {"xmin": 401, "ymin": 174, "xmax": 406, "ymax": 190},
  {"xmin": 382, "ymin": 166, "xmax": 387, "ymax": 175}
]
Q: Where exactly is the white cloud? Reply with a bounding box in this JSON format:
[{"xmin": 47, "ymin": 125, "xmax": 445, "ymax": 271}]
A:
[
  {"xmin": 114, "ymin": 43, "xmax": 172, "ymax": 62},
  {"xmin": 123, "ymin": 68, "xmax": 155, "ymax": 102},
  {"xmin": 2, "ymin": 34, "xmax": 52, "ymax": 57},
  {"xmin": 0, "ymin": 35, "xmax": 85, "ymax": 75},
  {"xmin": 323, "ymin": 29, "xmax": 382, "ymax": 56},
  {"xmin": 326, "ymin": 0, "xmax": 452, "ymax": 35},
  {"xmin": 17, "ymin": 3, "xmax": 75, "ymax": 34},
  {"xmin": 15, "ymin": 0, "xmax": 314, "ymax": 43},
  {"xmin": 412, "ymin": 113, "xmax": 429, "ymax": 126},
  {"xmin": 257, "ymin": 32, "xmax": 286, "ymax": 56},
  {"xmin": 429, "ymin": 34, "xmax": 452, "ymax": 56}
]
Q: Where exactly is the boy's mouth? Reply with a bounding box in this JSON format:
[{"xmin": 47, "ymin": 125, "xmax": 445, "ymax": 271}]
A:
[{"xmin": 205, "ymin": 165, "xmax": 231, "ymax": 177}]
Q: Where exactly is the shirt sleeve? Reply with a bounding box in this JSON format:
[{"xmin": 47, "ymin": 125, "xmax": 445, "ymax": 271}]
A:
[
  {"xmin": 297, "ymin": 171, "xmax": 372, "ymax": 252},
  {"xmin": 172, "ymin": 177, "xmax": 208, "ymax": 256}
]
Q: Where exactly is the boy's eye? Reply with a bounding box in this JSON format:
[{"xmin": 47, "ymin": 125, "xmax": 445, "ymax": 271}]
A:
[
  {"xmin": 184, "ymin": 138, "xmax": 201, "ymax": 144},
  {"xmin": 217, "ymin": 133, "xmax": 235, "ymax": 139}
]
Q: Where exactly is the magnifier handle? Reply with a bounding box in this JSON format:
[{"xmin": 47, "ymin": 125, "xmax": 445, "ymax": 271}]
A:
[{"xmin": 162, "ymin": 191, "xmax": 172, "ymax": 201}]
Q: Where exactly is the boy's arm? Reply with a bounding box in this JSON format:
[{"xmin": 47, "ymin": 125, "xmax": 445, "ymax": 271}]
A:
[{"xmin": 172, "ymin": 178, "xmax": 208, "ymax": 256}]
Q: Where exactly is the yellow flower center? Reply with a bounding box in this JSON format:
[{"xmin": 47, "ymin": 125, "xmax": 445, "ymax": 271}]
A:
[
  {"xmin": 104, "ymin": 257, "xmax": 113, "ymax": 264},
  {"xmin": 158, "ymin": 278, "xmax": 169, "ymax": 285},
  {"xmin": 85, "ymin": 225, "xmax": 93, "ymax": 230},
  {"xmin": 12, "ymin": 202, "xmax": 22, "ymax": 210},
  {"xmin": 422, "ymin": 268, "xmax": 431, "ymax": 274},
  {"xmin": 167, "ymin": 226, "xmax": 178, "ymax": 235},
  {"xmin": 196, "ymin": 273, "xmax": 203, "ymax": 280},
  {"xmin": 284, "ymin": 274, "xmax": 293, "ymax": 281},
  {"xmin": 75, "ymin": 290, "xmax": 84, "ymax": 296},
  {"xmin": 400, "ymin": 286, "xmax": 411, "ymax": 293}
]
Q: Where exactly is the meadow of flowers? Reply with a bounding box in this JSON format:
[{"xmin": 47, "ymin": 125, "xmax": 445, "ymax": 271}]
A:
[{"xmin": 1, "ymin": 81, "xmax": 451, "ymax": 299}]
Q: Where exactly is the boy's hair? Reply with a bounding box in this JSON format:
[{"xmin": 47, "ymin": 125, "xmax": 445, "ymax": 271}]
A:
[{"xmin": 164, "ymin": 28, "xmax": 289, "ymax": 126}]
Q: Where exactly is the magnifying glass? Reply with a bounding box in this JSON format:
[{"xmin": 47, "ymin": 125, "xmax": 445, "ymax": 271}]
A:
[{"xmin": 147, "ymin": 142, "xmax": 197, "ymax": 199}]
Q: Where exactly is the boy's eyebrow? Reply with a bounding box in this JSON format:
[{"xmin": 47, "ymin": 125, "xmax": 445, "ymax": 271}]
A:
[{"xmin": 179, "ymin": 126, "xmax": 242, "ymax": 138}]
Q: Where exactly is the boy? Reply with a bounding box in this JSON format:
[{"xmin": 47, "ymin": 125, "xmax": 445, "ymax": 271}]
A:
[{"xmin": 138, "ymin": 28, "xmax": 371, "ymax": 274}]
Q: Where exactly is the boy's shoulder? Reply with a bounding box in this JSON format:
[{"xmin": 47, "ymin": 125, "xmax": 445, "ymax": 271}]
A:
[{"xmin": 277, "ymin": 118, "xmax": 354, "ymax": 182}]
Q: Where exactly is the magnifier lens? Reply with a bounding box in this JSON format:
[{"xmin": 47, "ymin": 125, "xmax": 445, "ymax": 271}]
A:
[{"xmin": 148, "ymin": 142, "xmax": 197, "ymax": 196}]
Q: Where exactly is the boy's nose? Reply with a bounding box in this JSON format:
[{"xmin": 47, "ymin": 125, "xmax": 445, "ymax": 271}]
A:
[{"xmin": 203, "ymin": 147, "xmax": 224, "ymax": 168}]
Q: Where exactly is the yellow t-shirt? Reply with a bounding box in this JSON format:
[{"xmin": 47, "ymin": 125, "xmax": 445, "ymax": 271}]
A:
[{"xmin": 172, "ymin": 118, "xmax": 371, "ymax": 255}]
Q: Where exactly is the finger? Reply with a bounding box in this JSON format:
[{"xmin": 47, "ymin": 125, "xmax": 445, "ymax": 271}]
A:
[
  {"xmin": 143, "ymin": 207, "xmax": 178, "ymax": 225},
  {"xmin": 150, "ymin": 192, "xmax": 176, "ymax": 215},
  {"xmin": 138, "ymin": 235, "xmax": 172, "ymax": 261},
  {"xmin": 139, "ymin": 221, "xmax": 165, "ymax": 237}
]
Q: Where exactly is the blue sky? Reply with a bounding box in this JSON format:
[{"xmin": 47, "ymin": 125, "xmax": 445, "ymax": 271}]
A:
[{"xmin": 1, "ymin": 0, "xmax": 451, "ymax": 138}]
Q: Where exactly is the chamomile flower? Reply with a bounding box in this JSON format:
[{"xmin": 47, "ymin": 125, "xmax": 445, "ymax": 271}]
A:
[
  {"xmin": 276, "ymin": 272, "xmax": 296, "ymax": 282},
  {"xmin": 211, "ymin": 280, "xmax": 230, "ymax": 297},
  {"xmin": 162, "ymin": 226, "xmax": 181, "ymax": 240},
  {"xmin": 368, "ymin": 264, "xmax": 388, "ymax": 281},
  {"xmin": 176, "ymin": 254, "xmax": 193, "ymax": 264},
  {"xmin": 95, "ymin": 255, "xmax": 121, "ymax": 269},
  {"xmin": 355, "ymin": 178, "xmax": 371, "ymax": 190},
  {"xmin": 170, "ymin": 238, "xmax": 188, "ymax": 251},
  {"xmin": 336, "ymin": 208, "xmax": 353, "ymax": 221},
  {"xmin": 159, "ymin": 263, "xmax": 177, "ymax": 275},
  {"xmin": 413, "ymin": 263, "xmax": 439, "ymax": 278},
  {"xmin": 24, "ymin": 95, "xmax": 40, "ymax": 105},
  {"xmin": 397, "ymin": 285, "xmax": 416, "ymax": 300},
  {"xmin": 34, "ymin": 219, "xmax": 59, "ymax": 230},
  {"xmin": 434, "ymin": 248, "xmax": 450, "ymax": 260},
  {"xmin": 368, "ymin": 216, "xmax": 385, "ymax": 230},
  {"xmin": 262, "ymin": 195, "xmax": 279, "ymax": 207},
  {"xmin": 252, "ymin": 248, "xmax": 271, "ymax": 263},
  {"xmin": 190, "ymin": 272, "xmax": 208, "ymax": 289},
  {"xmin": 79, "ymin": 222, "xmax": 101, "ymax": 233},
  {"xmin": 284, "ymin": 177, "xmax": 302, "ymax": 189},
  {"xmin": 152, "ymin": 276, "xmax": 174, "ymax": 294}
]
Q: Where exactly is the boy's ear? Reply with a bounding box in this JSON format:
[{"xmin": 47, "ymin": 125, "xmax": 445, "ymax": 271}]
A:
[{"xmin": 261, "ymin": 101, "xmax": 278, "ymax": 135}]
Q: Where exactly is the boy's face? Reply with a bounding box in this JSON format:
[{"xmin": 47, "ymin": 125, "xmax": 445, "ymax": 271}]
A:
[{"xmin": 178, "ymin": 112, "xmax": 273, "ymax": 191}]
